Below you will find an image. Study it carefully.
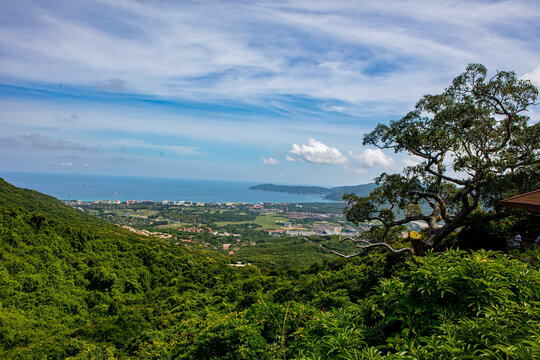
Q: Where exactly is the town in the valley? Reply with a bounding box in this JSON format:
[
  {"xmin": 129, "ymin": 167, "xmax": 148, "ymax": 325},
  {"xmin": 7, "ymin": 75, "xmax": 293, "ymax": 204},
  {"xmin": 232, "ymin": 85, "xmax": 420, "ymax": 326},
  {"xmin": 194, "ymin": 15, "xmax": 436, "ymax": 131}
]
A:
[{"xmin": 65, "ymin": 198, "xmax": 424, "ymax": 268}]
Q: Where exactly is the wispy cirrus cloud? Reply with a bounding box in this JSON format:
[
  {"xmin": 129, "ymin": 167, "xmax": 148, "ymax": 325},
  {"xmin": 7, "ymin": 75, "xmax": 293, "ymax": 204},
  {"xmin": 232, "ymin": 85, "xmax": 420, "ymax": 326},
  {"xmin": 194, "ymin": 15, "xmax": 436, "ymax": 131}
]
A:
[
  {"xmin": 20, "ymin": 133, "xmax": 94, "ymax": 151},
  {"xmin": 96, "ymin": 78, "xmax": 128, "ymax": 91},
  {"xmin": 114, "ymin": 138, "xmax": 199, "ymax": 156},
  {"xmin": 1, "ymin": 0, "xmax": 538, "ymax": 109},
  {"xmin": 51, "ymin": 160, "xmax": 76, "ymax": 167},
  {"xmin": 1, "ymin": 0, "xmax": 539, "ymax": 185}
]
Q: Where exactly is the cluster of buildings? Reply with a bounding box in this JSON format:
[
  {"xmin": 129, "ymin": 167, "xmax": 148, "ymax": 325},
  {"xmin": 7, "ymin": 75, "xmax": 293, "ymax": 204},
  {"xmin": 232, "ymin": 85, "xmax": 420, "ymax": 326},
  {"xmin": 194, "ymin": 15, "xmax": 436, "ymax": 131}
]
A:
[
  {"xmin": 65, "ymin": 199, "xmax": 259, "ymax": 207},
  {"xmin": 284, "ymin": 211, "xmax": 331, "ymax": 220},
  {"xmin": 178, "ymin": 225, "xmax": 213, "ymax": 233},
  {"xmin": 247, "ymin": 206, "xmax": 284, "ymax": 215}
]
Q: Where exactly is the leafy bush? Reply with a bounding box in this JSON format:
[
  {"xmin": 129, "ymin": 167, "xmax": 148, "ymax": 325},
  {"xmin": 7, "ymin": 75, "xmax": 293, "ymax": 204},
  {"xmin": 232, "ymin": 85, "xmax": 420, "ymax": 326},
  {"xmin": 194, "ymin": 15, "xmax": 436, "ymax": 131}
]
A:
[{"xmin": 356, "ymin": 249, "xmax": 540, "ymax": 358}]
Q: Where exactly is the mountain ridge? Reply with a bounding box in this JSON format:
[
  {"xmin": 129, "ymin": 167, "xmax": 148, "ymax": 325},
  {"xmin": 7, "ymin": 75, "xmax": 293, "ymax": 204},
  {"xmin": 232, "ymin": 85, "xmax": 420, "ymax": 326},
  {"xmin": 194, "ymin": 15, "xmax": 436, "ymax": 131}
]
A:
[{"xmin": 249, "ymin": 182, "xmax": 377, "ymax": 200}]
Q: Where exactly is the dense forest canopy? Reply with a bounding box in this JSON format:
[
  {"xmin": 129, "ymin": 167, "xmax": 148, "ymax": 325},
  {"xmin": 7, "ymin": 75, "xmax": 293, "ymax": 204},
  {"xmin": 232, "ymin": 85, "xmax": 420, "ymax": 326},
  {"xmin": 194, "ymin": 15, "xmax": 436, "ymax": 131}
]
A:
[{"xmin": 0, "ymin": 171, "xmax": 539, "ymax": 359}]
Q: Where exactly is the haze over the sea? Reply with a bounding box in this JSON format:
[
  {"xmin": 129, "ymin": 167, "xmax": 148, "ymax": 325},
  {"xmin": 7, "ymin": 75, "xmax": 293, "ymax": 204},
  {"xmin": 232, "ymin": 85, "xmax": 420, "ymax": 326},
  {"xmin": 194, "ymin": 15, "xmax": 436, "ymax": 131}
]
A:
[
  {"xmin": 1, "ymin": 0, "xmax": 539, "ymax": 186},
  {"xmin": 1, "ymin": 172, "xmax": 333, "ymax": 203}
]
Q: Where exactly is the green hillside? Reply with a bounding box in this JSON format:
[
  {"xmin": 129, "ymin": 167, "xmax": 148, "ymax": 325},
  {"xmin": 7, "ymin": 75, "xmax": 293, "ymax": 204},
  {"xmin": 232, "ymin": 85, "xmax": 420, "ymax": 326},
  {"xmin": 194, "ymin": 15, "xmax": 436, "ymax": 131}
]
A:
[
  {"xmin": 0, "ymin": 177, "xmax": 102, "ymax": 228},
  {"xmin": 0, "ymin": 178, "xmax": 539, "ymax": 359},
  {"xmin": 0, "ymin": 178, "xmax": 231, "ymax": 358},
  {"xmin": 232, "ymin": 236, "xmax": 360, "ymax": 269},
  {"xmin": 323, "ymin": 183, "xmax": 378, "ymax": 200}
]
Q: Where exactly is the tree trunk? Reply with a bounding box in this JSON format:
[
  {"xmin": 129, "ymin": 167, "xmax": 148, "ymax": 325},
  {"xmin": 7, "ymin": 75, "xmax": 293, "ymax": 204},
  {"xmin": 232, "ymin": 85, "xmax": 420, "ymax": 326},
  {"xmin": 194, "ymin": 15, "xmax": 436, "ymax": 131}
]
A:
[{"xmin": 410, "ymin": 238, "xmax": 426, "ymax": 256}]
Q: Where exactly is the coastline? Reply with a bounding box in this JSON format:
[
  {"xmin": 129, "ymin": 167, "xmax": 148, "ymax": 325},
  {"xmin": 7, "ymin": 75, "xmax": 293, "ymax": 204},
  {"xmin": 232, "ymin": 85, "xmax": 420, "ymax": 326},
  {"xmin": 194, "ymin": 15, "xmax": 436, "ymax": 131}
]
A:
[{"xmin": 0, "ymin": 171, "xmax": 335, "ymax": 204}]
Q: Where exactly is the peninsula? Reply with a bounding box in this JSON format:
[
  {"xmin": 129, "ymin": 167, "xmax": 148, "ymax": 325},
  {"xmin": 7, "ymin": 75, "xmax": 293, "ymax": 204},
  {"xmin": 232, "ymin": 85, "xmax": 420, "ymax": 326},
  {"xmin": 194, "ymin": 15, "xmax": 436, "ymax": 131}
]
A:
[{"xmin": 249, "ymin": 183, "xmax": 377, "ymax": 201}]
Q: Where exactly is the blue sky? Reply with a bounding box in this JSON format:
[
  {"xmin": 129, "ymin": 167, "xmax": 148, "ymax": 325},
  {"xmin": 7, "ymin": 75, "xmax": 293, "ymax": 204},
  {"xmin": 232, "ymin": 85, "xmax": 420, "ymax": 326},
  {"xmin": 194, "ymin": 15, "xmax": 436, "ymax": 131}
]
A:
[{"xmin": 1, "ymin": 0, "xmax": 539, "ymax": 186}]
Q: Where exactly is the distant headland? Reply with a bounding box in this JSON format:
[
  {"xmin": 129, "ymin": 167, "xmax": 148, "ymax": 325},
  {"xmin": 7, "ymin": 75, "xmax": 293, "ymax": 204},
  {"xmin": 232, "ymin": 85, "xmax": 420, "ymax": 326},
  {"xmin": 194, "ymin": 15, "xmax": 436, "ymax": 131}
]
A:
[{"xmin": 248, "ymin": 183, "xmax": 377, "ymax": 201}]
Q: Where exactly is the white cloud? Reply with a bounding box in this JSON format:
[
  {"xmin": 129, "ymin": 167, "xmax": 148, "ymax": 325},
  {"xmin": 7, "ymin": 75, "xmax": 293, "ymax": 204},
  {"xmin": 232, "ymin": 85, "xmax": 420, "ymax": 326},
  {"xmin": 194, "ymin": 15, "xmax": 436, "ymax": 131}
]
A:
[
  {"xmin": 348, "ymin": 149, "xmax": 393, "ymax": 168},
  {"xmin": 403, "ymin": 154, "xmax": 423, "ymax": 167},
  {"xmin": 321, "ymin": 104, "xmax": 354, "ymax": 114},
  {"xmin": 522, "ymin": 65, "xmax": 540, "ymax": 87},
  {"xmin": 261, "ymin": 156, "xmax": 280, "ymax": 165},
  {"xmin": 289, "ymin": 138, "xmax": 348, "ymax": 165},
  {"xmin": 286, "ymin": 155, "xmax": 296, "ymax": 162}
]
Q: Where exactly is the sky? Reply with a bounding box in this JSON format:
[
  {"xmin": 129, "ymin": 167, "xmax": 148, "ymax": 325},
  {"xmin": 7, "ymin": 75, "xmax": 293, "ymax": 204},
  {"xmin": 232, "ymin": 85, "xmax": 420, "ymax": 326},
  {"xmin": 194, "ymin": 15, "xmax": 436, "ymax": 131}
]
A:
[{"xmin": 0, "ymin": 0, "xmax": 539, "ymax": 186}]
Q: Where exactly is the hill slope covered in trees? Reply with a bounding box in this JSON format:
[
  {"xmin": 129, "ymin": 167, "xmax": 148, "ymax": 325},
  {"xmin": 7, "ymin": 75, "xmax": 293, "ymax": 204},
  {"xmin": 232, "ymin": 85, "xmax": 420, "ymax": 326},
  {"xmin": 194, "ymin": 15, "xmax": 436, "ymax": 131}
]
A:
[{"xmin": 0, "ymin": 178, "xmax": 539, "ymax": 359}]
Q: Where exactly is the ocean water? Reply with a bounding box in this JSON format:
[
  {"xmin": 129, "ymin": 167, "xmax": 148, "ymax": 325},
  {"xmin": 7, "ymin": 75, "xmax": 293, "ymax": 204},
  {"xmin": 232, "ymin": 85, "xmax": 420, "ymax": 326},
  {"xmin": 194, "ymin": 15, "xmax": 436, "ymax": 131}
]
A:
[{"xmin": 1, "ymin": 171, "xmax": 331, "ymax": 203}]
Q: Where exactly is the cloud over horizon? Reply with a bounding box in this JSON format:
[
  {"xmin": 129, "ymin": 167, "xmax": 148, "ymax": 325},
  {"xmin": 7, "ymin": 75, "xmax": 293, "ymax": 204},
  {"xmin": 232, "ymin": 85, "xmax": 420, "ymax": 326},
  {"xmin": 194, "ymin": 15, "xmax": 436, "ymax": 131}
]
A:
[
  {"xmin": 348, "ymin": 149, "xmax": 394, "ymax": 168},
  {"xmin": 289, "ymin": 139, "xmax": 348, "ymax": 165},
  {"xmin": 262, "ymin": 156, "xmax": 280, "ymax": 165}
]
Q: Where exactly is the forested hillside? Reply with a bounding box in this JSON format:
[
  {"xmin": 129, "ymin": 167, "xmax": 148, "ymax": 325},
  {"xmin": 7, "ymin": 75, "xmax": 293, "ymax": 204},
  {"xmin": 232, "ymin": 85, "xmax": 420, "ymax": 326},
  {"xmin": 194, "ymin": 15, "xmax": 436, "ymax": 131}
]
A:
[
  {"xmin": 0, "ymin": 178, "xmax": 539, "ymax": 359},
  {"xmin": 0, "ymin": 178, "xmax": 101, "ymax": 228}
]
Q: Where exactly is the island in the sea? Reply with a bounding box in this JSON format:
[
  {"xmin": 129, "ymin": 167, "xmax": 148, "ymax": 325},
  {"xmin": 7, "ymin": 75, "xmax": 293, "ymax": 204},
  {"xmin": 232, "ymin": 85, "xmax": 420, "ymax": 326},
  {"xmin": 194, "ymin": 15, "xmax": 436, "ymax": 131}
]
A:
[{"xmin": 248, "ymin": 183, "xmax": 377, "ymax": 201}]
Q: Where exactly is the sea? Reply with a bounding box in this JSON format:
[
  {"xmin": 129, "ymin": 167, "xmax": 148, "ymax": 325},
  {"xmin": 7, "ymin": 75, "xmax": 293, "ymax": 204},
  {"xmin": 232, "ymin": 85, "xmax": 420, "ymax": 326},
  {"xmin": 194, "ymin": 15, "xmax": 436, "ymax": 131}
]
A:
[{"xmin": 1, "ymin": 171, "xmax": 332, "ymax": 204}]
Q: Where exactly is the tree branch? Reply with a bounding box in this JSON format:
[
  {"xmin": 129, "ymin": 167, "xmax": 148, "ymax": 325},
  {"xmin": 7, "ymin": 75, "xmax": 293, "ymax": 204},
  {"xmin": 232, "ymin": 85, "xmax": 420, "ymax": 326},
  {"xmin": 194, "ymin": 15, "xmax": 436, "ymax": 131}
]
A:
[
  {"xmin": 424, "ymin": 158, "xmax": 472, "ymax": 186},
  {"xmin": 323, "ymin": 237, "xmax": 415, "ymax": 260},
  {"xmin": 409, "ymin": 190, "xmax": 449, "ymax": 221},
  {"xmin": 387, "ymin": 214, "xmax": 429, "ymax": 226}
]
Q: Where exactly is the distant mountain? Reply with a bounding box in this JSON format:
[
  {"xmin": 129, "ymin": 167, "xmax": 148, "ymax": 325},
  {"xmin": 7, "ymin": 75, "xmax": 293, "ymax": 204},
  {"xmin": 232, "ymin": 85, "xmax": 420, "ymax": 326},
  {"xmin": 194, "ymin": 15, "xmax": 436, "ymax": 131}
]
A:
[
  {"xmin": 249, "ymin": 184, "xmax": 330, "ymax": 195},
  {"xmin": 323, "ymin": 183, "xmax": 378, "ymax": 200},
  {"xmin": 249, "ymin": 183, "xmax": 377, "ymax": 201}
]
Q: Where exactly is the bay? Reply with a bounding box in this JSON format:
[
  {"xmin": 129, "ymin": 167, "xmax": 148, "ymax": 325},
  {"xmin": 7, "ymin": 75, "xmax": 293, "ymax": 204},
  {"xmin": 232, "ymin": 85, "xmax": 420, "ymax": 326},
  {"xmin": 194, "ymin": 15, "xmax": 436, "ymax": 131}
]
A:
[{"xmin": 0, "ymin": 171, "xmax": 332, "ymax": 203}]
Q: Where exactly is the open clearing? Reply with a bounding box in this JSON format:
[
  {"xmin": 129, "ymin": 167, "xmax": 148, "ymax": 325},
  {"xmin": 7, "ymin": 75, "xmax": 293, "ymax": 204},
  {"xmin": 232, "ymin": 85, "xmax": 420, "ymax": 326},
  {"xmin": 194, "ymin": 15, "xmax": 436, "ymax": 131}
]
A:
[{"xmin": 215, "ymin": 214, "xmax": 288, "ymax": 230}]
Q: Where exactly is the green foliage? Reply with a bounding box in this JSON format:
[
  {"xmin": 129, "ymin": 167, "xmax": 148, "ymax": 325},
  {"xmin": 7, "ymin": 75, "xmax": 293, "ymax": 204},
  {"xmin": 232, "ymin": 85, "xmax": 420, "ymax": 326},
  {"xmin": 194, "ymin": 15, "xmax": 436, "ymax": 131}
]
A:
[
  {"xmin": 166, "ymin": 208, "xmax": 257, "ymax": 224},
  {"xmin": 232, "ymin": 236, "xmax": 359, "ymax": 269},
  {"xmin": 345, "ymin": 64, "xmax": 539, "ymax": 253},
  {"xmin": 180, "ymin": 312, "xmax": 269, "ymax": 360},
  {"xmin": 1, "ymin": 178, "xmax": 539, "ymax": 359},
  {"xmin": 0, "ymin": 200, "xmax": 226, "ymax": 358},
  {"xmin": 0, "ymin": 177, "xmax": 102, "ymax": 228},
  {"xmin": 358, "ymin": 249, "xmax": 540, "ymax": 358}
]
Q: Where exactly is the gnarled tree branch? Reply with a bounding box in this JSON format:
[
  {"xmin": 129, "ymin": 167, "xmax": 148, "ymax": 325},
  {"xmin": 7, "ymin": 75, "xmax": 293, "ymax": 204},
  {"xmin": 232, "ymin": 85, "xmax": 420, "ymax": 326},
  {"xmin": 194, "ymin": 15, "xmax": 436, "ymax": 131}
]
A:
[{"xmin": 322, "ymin": 237, "xmax": 415, "ymax": 261}]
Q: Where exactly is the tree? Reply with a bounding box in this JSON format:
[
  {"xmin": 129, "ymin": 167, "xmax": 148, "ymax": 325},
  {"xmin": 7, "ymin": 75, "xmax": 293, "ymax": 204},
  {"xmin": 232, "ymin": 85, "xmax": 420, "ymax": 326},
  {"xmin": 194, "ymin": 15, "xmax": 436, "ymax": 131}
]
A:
[{"xmin": 343, "ymin": 64, "xmax": 539, "ymax": 256}]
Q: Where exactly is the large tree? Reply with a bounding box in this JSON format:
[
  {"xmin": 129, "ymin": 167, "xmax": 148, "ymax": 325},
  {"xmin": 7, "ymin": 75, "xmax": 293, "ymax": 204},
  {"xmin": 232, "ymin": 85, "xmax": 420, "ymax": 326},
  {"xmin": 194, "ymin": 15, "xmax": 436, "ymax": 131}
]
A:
[{"xmin": 343, "ymin": 64, "xmax": 539, "ymax": 256}]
